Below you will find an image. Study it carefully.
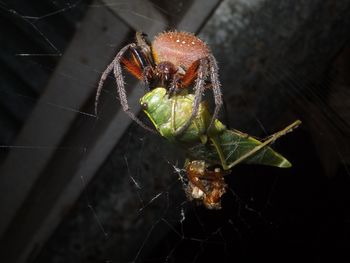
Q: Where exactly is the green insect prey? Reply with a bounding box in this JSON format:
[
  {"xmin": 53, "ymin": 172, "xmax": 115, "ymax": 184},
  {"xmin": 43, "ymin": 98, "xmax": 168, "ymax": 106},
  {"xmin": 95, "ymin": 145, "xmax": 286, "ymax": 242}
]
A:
[{"xmin": 140, "ymin": 87, "xmax": 300, "ymax": 171}]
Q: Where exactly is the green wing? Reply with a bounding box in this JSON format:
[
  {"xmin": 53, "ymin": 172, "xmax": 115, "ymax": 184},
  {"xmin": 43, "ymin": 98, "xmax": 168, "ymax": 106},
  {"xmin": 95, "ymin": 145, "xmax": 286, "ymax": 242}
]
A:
[
  {"xmin": 141, "ymin": 87, "xmax": 300, "ymax": 169},
  {"xmin": 186, "ymin": 120, "xmax": 301, "ymax": 169}
]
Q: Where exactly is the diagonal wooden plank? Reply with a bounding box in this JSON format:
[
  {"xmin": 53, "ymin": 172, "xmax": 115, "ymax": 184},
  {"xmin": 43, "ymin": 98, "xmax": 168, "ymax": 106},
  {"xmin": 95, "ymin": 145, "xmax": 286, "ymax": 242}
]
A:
[
  {"xmin": 0, "ymin": 0, "xmax": 220, "ymax": 262},
  {"xmin": 102, "ymin": 0, "xmax": 167, "ymax": 34},
  {"xmin": 0, "ymin": 1, "xmax": 130, "ymax": 242},
  {"xmin": 176, "ymin": 0, "xmax": 221, "ymax": 32}
]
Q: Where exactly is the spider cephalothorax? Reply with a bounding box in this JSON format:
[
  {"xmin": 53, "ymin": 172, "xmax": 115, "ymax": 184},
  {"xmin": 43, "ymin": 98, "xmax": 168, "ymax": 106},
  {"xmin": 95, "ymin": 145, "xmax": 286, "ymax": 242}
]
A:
[{"xmin": 95, "ymin": 31, "xmax": 223, "ymax": 135}]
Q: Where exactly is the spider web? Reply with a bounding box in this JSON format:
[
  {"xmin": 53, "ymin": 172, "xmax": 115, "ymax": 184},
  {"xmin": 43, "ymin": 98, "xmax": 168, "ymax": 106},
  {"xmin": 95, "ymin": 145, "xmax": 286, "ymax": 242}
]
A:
[{"xmin": 0, "ymin": 0, "xmax": 350, "ymax": 263}]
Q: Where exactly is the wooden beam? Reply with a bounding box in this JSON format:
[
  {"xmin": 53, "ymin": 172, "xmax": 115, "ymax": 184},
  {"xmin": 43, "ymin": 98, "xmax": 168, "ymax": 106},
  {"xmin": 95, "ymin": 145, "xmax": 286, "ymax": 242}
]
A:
[
  {"xmin": 102, "ymin": 0, "xmax": 167, "ymax": 36},
  {"xmin": 0, "ymin": 2, "xmax": 131, "ymax": 259},
  {"xmin": 176, "ymin": 0, "xmax": 221, "ymax": 32},
  {"xmin": 0, "ymin": 0, "xmax": 221, "ymax": 262},
  {"xmin": 0, "ymin": 0, "xmax": 167, "ymax": 262}
]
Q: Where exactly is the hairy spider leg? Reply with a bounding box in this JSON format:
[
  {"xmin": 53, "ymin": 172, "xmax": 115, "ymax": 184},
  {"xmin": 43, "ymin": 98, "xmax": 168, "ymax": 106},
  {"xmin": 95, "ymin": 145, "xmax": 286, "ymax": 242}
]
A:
[
  {"xmin": 135, "ymin": 31, "xmax": 154, "ymax": 66},
  {"xmin": 121, "ymin": 57, "xmax": 143, "ymax": 80},
  {"xmin": 172, "ymin": 56, "xmax": 222, "ymax": 137},
  {"xmin": 113, "ymin": 58, "xmax": 157, "ymax": 133},
  {"xmin": 181, "ymin": 60, "xmax": 200, "ymax": 88},
  {"xmin": 130, "ymin": 44, "xmax": 154, "ymax": 69},
  {"xmin": 127, "ymin": 45, "xmax": 155, "ymax": 88},
  {"xmin": 121, "ymin": 56, "xmax": 154, "ymax": 90},
  {"xmin": 174, "ymin": 58, "xmax": 208, "ymax": 136},
  {"xmin": 95, "ymin": 60, "xmax": 116, "ymax": 116},
  {"xmin": 169, "ymin": 60, "xmax": 200, "ymax": 94},
  {"xmin": 95, "ymin": 43, "xmax": 156, "ymax": 133},
  {"xmin": 207, "ymin": 54, "xmax": 223, "ymax": 131}
]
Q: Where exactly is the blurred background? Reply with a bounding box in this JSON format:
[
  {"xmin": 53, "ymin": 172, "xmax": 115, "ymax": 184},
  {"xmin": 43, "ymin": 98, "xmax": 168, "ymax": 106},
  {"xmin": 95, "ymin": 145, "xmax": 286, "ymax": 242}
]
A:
[{"xmin": 0, "ymin": 0, "xmax": 349, "ymax": 262}]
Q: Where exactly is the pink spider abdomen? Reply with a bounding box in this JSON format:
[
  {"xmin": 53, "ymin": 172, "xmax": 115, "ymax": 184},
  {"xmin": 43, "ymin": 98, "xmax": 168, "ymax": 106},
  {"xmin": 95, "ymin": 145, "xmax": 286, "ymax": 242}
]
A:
[{"xmin": 152, "ymin": 31, "xmax": 209, "ymax": 69}]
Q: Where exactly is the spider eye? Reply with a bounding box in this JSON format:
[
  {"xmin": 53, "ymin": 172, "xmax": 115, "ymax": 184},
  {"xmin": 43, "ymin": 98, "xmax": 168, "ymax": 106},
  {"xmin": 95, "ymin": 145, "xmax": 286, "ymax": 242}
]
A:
[{"xmin": 142, "ymin": 102, "xmax": 148, "ymax": 110}]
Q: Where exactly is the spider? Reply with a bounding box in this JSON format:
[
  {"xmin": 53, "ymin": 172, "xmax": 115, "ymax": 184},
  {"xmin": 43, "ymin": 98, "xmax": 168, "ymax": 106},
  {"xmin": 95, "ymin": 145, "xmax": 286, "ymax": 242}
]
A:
[{"xmin": 95, "ymin": 31, "xmax": 223, "ymax": 135}]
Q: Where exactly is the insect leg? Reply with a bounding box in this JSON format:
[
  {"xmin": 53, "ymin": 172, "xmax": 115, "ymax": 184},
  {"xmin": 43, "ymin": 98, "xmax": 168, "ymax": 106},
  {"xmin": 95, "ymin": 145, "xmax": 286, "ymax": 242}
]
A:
[
  {"xmin": 208, "ymin": 135, "xmax": 229, "ymax": 170},
  {"xmin": 174, "ymin": 58, "xmax": 208, "ymax": 136},
  {"xmin": 226, "ymin": 120, "xmax": 302, "ymax": 169},
  {"xmin": 207, "ymin": 54, "xmax": 223, "ymax": 131}
]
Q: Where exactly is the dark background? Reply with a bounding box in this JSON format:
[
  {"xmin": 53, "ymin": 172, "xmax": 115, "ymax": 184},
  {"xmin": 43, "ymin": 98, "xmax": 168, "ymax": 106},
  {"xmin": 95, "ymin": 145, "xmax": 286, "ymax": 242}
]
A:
[{"xmin": 0, "ymin": 0, "xmax": 349, "ymax": 262}]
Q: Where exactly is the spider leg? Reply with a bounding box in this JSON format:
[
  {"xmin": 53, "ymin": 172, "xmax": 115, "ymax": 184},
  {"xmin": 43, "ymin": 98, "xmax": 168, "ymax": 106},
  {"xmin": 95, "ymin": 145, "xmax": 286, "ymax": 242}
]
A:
[
  {"xmin": 95, "ymin": 43, "xmax": 157, "ymax": 133},
  {"xmin": 207, "ymin": 54, "xmax": 223, "ymax": 131},
  {"xmin": 121, "ymin": 57, "xmax": 153, "ymax": 91},
  {"xmin": 121, "ymin": 57, "xmax": 143, "ymax": 80},
  {"xmin": 169, "ymin": 60, "xmax": 199, "ymax": 95},
  {"xmin": 169, "ymin": 73, "xmax": 181, "ymax": 95},
  {"xmin": 135, "ymin": 31, "xmax": 153, "ymax": 65},
  {"xmin": 129, "ymin": 41, "xmax": 155, "ymax": 90},
  {"xmin": 113, "ymin": 59, "xmax": 157, "ymax": 133},
  {"xmin": 95, "ymin": 44, "xmax": 135, "ymax": 116},
  {"xmin": 142, "ymin": 66, "xmax": 154, "ymax": 91},
  {"xmin": 174, "ymin": 58, "xmax": 208, "ymax": 136},
  {"xmin": 181, "ymin": 60, "xmax": 200, "ymax": 88},
  {"xmin": 95, "ymin": 59, "xmax": 116, "ymax": 117}
]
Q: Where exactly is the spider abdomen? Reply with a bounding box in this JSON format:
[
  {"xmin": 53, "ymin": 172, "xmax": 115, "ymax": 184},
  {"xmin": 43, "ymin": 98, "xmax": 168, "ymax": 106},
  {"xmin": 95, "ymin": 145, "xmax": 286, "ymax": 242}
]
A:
[{"xmin": 152, "ymin": 31, "xmax": 209, "ymax": 69}]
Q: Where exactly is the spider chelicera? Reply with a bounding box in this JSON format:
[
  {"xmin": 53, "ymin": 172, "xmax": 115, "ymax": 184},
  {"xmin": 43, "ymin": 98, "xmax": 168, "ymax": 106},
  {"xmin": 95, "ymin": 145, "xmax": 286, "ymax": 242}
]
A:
[{"xmin": 95, "ymin": 31, "xmax": 223, "ymax": 135}]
